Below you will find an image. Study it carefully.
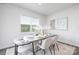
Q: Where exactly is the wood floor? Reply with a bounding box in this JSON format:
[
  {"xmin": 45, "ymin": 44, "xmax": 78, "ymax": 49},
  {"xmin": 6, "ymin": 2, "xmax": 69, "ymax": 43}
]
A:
[{"xmin": 0, "ymin": 42, "xmax": 79, "ymax": 55}]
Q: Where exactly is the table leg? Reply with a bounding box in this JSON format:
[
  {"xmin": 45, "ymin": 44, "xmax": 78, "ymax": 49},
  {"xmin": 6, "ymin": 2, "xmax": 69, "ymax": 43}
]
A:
[
  {"xmin": 15, "ymin": 44, "xmax": 18, "ymax": 55},
  {"xmin": 32, "ymin": 43, "xmax": 35, "ymax": 55}
]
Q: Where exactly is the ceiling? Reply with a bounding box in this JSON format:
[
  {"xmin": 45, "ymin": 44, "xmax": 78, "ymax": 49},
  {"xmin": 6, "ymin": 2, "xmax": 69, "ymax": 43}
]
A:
[{"xmin": 15, "ymin": 3, "xmax": 78, "ymax": 16}]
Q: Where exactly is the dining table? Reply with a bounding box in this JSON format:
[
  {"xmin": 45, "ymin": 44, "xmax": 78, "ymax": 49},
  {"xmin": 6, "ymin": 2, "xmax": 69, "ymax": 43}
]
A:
[{"xmin": 14, "ymin": 34, "xmax": 57, "ymax": 55}]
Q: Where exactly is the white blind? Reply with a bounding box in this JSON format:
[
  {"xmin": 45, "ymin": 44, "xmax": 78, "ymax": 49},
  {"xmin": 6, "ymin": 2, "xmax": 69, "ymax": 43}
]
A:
[
  {"xmin": 21, "ymin": 16, "xmax": 39, "ymax": 25},
  {"xmin": 31, "ymin": 18, "xmax": 39, "ymax": 25}
]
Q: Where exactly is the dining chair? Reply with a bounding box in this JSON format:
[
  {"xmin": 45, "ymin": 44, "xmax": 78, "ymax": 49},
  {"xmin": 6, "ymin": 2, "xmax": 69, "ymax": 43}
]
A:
[
  {"xmin": 49, "ymin": 35, "xmax": 59, "ymax": 55},
  {"xmin": 36, "ymin": 35, "xmax": 59, "ymax": 55},
  {"xmin": 36, "ymin": 37, "xmax": 53, "ymax": 55}
]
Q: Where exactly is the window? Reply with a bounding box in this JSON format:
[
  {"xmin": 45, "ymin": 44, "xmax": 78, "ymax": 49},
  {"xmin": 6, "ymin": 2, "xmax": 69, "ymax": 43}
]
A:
[{"xmin": 21, "ymin": 16, "xmax": 40, "ymax": 33}]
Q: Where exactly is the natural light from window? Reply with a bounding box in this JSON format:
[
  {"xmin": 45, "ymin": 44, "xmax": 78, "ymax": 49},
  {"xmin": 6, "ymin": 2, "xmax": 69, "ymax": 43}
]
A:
[{"xmin": 21, "ymin": 16, "xmax": 41, "ymax": 33}]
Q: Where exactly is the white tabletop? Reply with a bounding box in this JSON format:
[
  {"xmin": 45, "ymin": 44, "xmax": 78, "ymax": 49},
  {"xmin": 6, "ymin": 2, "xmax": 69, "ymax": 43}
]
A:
[{"xmin": 14, "ymin": 36, "xmax": 44, "ymax": 45}]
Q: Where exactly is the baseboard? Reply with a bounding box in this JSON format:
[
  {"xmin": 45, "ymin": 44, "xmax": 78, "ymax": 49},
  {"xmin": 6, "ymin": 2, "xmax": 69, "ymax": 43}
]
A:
[
  {"xmin": 0, "ymin": 45, "xmax": 15, "ymax": 51},
  {"xmin": 58, "ymin": 41, "xmax": 79, "ymax": 48}
]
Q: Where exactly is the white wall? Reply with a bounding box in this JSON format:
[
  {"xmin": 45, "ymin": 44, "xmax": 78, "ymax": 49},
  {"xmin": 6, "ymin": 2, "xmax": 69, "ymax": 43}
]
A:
[
  {"xmin": 47, "ymin": 5, "xmax": 79, "ymax": 47},
  {"xmin": 0, "ymin": 4, "xmax": 45, "ymax": 49}
]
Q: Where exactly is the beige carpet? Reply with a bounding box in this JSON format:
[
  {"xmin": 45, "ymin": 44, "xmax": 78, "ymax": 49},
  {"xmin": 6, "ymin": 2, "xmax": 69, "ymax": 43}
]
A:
[{"xmin": 55, "ymin": 42, "xmax": 75, "ymax": 55}]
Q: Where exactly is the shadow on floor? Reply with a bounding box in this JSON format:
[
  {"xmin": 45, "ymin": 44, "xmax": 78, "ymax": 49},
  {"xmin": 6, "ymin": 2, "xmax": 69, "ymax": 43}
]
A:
[
  {"xmin": 0, "ymin": 49, "xmax": 6, "ymax": 55},
  {"xmin": 73, "ymin": 47, "xmax": 79, "ymax": 55}
]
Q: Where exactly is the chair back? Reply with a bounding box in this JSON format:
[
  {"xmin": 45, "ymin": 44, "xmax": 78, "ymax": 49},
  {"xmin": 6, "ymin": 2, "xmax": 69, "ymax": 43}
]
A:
[
  {"xmin": 41, "ymin": 35, "xmax": 58, "ymax": 49},
  {"xmin": 50, "ymin": 35, "xmax": 58, "ymax": 45}
]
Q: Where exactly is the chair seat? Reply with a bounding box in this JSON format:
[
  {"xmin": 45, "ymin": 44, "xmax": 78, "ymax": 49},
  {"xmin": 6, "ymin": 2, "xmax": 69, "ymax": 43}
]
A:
[{"xmin": 38, "ymin": 45, "xmax": 45, "ymax": 49}]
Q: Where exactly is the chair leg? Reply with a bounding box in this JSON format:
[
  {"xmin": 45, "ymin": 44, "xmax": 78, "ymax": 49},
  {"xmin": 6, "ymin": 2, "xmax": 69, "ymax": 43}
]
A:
[
  {"xmin": 56, "ymin": 43, "xmax": 59, "ymax": 51},
  {"xmin": 36, "ymin": 47, "xmax": 41, "ymax": 52},
  {"xmin": 53, "ymin": 45, "xmax": 55, "ymax": 55},
  {"xmin": 49, "ymin": 46, "xmax": 52, "ymax": 55},
  {"xmin": 43, "ymin": 49, "xmax": 46, "ymax": 55}
]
